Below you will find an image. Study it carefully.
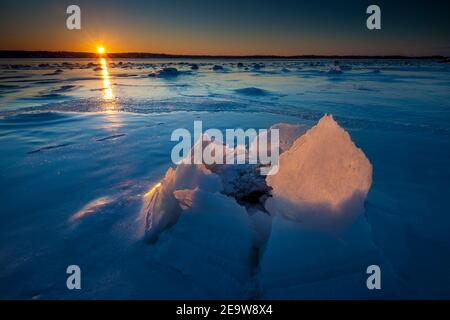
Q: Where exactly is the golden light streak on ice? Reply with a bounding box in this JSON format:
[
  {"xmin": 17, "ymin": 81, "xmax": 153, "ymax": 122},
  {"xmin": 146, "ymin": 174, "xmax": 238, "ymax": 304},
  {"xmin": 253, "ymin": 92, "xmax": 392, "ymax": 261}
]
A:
[
  {"xmin": 99, "ymin": 57, "xmax": 114, "ymax": 101},
  {"xmin": 70, "ymin": 196, "xmax": 113, "ymax": 221}
]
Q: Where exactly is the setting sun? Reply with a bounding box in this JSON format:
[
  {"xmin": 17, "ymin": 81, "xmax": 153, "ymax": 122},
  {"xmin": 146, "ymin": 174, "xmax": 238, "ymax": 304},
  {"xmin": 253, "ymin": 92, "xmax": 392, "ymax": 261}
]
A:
[{"xmin": 97, "ymin": 46, "xmax": 105, "ymax": 54}]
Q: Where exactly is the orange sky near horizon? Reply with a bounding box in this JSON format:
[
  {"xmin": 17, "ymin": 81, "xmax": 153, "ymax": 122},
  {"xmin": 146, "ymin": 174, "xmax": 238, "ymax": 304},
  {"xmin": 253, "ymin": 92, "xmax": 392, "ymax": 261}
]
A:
[
  {"xmin": 0, "ymin": 26, "xmax": 420, "ymax": 57},
  {"xmin": 1, "ymin": 0, "xmax": 449, "ymax": 56}
]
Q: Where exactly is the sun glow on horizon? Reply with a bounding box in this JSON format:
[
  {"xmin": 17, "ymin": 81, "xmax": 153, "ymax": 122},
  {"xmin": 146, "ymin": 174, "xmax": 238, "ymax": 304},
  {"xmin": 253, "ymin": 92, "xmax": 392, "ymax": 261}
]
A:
[{"xmin": 97, "ymin": 46, "xmax": 105, "ymax": 54}]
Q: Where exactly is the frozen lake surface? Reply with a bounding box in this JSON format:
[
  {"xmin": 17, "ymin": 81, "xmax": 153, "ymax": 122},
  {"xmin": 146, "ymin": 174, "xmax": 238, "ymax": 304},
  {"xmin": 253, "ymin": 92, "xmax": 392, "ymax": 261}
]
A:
[{"xmin": 0, "ymin": 58, "xmax": 449, "ymax": 299}]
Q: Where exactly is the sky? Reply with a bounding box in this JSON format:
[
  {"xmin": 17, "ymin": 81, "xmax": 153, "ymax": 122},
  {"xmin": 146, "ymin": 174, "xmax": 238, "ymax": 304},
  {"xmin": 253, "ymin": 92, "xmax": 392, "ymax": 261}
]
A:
[{"xmin": 0, "ymin": 0, "xmax": 449, "ymax": 56}]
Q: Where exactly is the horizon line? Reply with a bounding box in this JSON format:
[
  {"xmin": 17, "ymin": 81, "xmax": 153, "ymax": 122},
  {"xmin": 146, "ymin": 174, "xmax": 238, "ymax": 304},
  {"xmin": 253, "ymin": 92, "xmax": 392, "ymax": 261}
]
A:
[{"xmin": 0, "ymin": 50, "xmax": 448, "ymax": 60}]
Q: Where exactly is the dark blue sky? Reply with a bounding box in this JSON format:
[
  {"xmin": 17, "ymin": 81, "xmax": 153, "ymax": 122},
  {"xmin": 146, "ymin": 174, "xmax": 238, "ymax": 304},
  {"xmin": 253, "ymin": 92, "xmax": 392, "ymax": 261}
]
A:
[{"xmin": 1, "ymin": 0, "xmax": 449, "ymax": 55}]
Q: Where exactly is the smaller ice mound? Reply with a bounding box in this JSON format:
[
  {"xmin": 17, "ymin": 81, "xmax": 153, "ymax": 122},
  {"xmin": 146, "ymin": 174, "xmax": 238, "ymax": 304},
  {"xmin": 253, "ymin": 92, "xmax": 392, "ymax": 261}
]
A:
[
  {"xmin": 143, "ymin": 133, "xmax": 273, "ymax": 247},
  {"xmin": 149, "ymin": 67, "xmax": 180, "ymax": 78},
  {"xmin": 252, "ymin": 63, "xmax": 265, "ymax": 70},
  {"xmin": 212, "ymin": 65, "xmax": 224, "ymax": 71},
  {"xmin": 265, "ymin": 115, "xmax": 372, "ymax": 230},
  {"xmin": 141, "ymin": 163, "xmax": 222, "ymax": 242},
  {"xmin": 234, "ymin": 87, "xmax": 269, "ymax": 96},
  {"xmin": 328, "ymin": 61, "xmax": 342, "ymax": 74}
]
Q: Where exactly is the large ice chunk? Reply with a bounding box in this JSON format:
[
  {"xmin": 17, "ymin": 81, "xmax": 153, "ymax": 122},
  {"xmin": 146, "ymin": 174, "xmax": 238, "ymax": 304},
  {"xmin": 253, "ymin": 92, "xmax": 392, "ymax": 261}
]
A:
[{"xmin": 265, "ymin": 115, "xmax": 372, "ymax": 229}]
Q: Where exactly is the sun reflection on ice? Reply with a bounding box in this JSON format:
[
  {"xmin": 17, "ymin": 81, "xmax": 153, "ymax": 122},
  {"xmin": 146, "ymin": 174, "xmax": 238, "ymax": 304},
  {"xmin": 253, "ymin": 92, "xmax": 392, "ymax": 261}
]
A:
[
  {"xmin": 99, "ymin": 57, "xmax": 115, "ymax": 101},
  {"xmin": 70, "ymin": 196, "xmax": 113, "ymax": 222}
]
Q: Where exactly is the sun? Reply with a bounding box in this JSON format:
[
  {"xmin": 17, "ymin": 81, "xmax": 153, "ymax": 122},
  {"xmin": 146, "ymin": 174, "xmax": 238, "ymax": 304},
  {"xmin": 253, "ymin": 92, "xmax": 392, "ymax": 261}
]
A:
[{"xmin": 97, "ymin": 46, "xmax": 105, "ymax": 54}]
